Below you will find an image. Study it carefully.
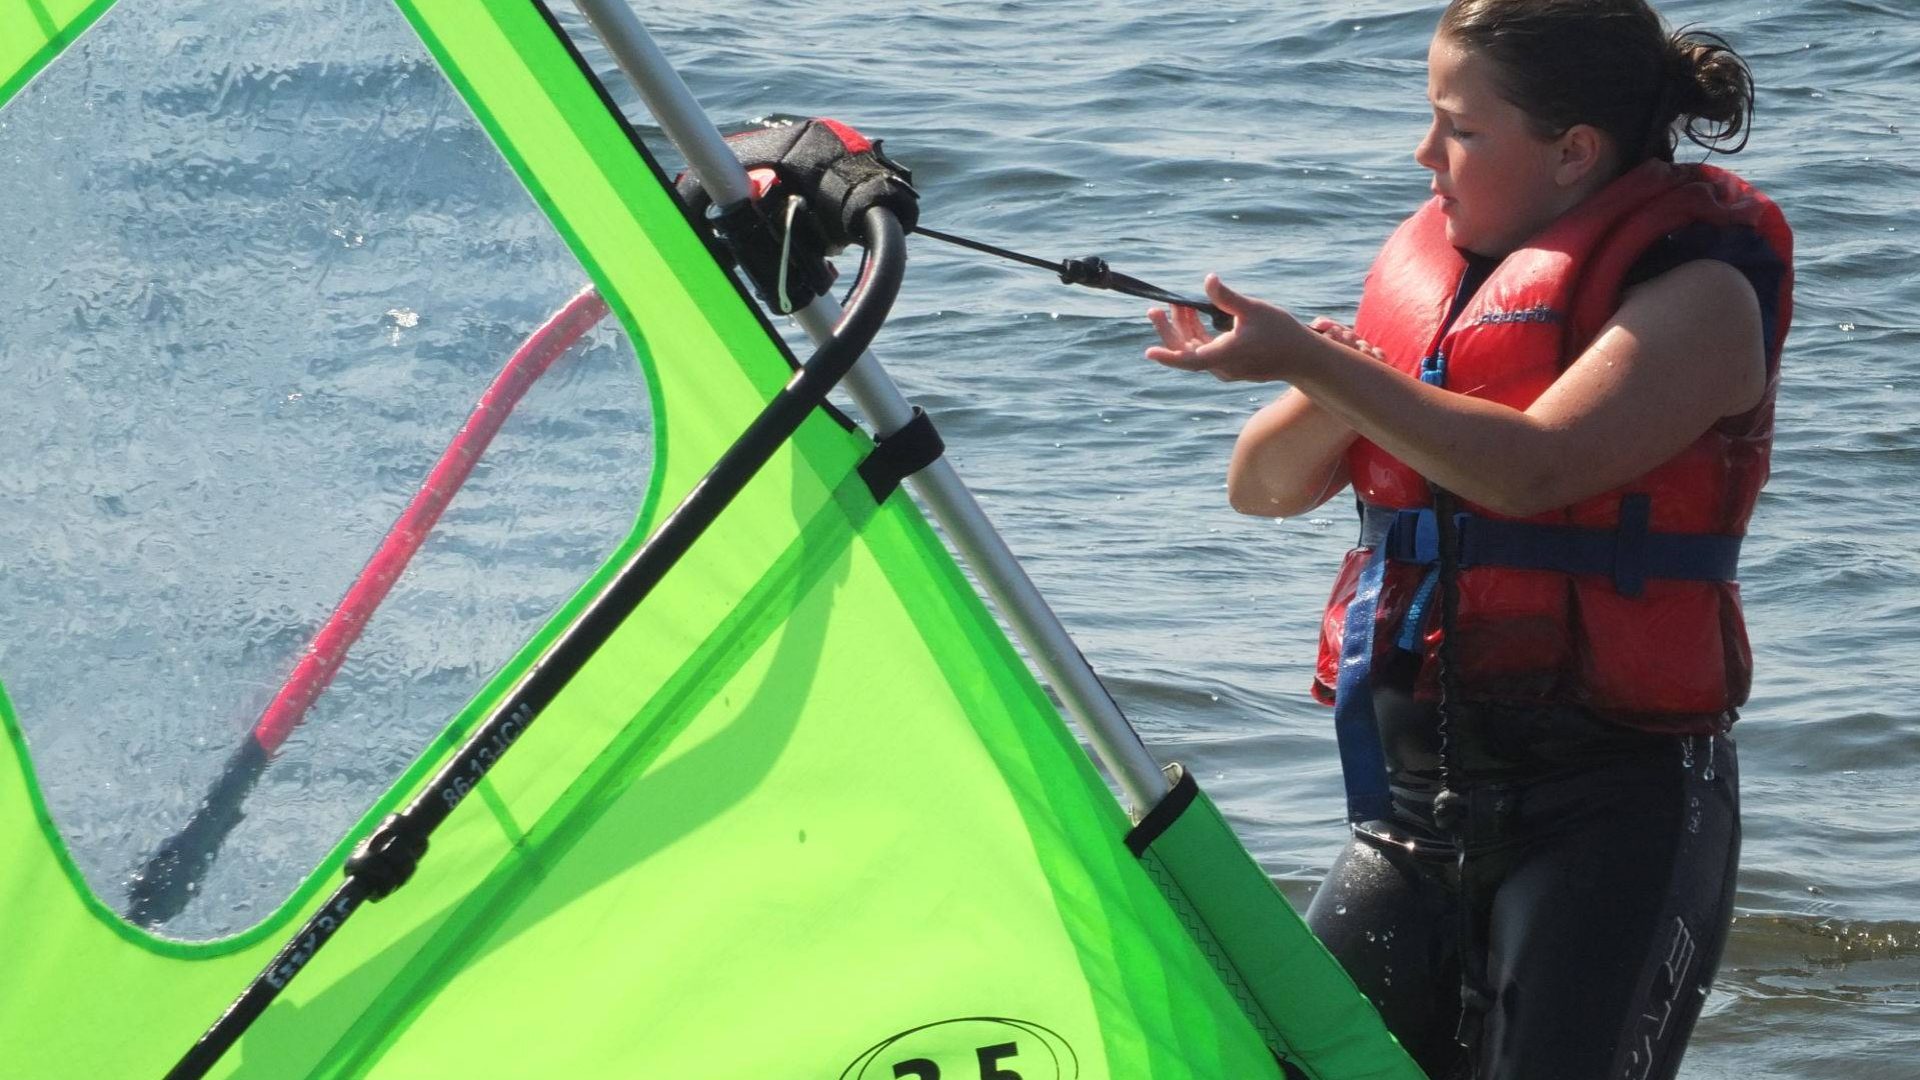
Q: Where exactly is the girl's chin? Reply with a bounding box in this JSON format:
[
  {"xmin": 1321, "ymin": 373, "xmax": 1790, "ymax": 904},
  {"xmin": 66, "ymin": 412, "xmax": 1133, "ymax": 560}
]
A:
[{"xmin": 1442, "ymin": 216, "xmax": 1505, "ymax": 258}]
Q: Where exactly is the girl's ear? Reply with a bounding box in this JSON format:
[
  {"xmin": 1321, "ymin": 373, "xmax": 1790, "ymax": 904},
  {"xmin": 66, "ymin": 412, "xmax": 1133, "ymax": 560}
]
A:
[{"xmin": 1553, "ymin": 123, "xmax": 1611, "ymax": 188}]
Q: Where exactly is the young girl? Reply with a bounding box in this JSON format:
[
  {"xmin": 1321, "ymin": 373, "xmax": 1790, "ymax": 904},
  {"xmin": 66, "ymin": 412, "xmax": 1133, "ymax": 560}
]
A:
[{"xmin": 1146, "ymin": 2, "xmax": 1792, "ymax": 1077}]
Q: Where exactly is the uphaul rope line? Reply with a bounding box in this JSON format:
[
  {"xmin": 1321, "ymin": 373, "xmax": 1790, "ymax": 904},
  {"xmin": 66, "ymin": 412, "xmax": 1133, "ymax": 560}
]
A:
[
  {"xmin": 671, "ymin": 116, "xmax": 1231, "ymax": 331},
  {"xmin": 914, "ymin": 224, "xmax": 1235, "ymax": 331}
]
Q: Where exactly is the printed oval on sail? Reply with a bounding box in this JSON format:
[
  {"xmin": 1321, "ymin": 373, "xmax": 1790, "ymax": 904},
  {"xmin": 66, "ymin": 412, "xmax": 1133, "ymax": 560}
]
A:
[{"xmin": 841, "ymin": 1017, "xmax": 1081, "ymax": 1080}]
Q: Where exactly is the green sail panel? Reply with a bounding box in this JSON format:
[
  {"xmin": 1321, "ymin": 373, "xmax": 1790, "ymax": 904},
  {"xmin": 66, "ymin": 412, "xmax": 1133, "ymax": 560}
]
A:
[
  {"xmin": 0, "ymin": 2, "xmax": 1422, "ymax": 1077},
  {"xmin": 0, "ymin": 0, "xmax": 109, "ymax": 103}
]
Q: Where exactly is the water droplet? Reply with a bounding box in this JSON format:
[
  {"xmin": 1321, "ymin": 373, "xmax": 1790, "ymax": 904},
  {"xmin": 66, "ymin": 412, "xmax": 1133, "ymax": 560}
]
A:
[
  {"xmin": 384, "ymin": 307, "xmax": 420, "ymax": 346},
  {"xmin": 1335, "ymin": 904, "xmax": 1349, "ymax": 916}
]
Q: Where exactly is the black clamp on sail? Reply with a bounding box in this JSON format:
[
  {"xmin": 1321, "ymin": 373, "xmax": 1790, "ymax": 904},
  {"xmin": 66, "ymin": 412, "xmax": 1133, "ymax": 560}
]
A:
[
  {"xmin": 675, "ymin": 118, "xmax": 919, "ymax": 313},
  {"xmin": 344, "ymin": 813, "xmax": 430, "ymax": 901},
  {"xmin": 858, "ymin": 407, "xmax": 944, "ymax": 504}
]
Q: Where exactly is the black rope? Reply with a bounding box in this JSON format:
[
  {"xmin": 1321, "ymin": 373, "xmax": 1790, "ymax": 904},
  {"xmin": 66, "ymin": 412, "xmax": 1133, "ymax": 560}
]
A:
[
  {"xmin": 1430, "ymin": 487, "xmax": 1493, "ymax": 1077},
  {"xmin": 840, "ymin": 242, "xmax": 870, "ymax": 309},
  {"xmin": 1431, "ymin": 490, "xmax": 1465, "ymax": 824},
  {"xmin": 914, "ymin": 225, "xmax": 1233, "ymax": 331},
  {"xmin": 1420, "ymin": 264, "xmax": 1496, "ymax": 1078}
]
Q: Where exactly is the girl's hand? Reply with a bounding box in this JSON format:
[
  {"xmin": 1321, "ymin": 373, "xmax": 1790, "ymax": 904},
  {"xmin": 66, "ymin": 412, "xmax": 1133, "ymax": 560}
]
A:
[
  {"xmin": 1307, "ymin": 317, "xmax": 1386, "ymax": 362},
  {"xmin": 1145, "ymin": 274, "xmax": 1322, "ymax": 382}
]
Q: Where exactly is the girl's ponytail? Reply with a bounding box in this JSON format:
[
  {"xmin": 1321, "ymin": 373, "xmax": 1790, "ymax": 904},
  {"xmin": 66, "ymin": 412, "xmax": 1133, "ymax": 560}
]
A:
[{"xmin": 1665, "ymin": 30, "xmax": 1755, "ymax": 157}]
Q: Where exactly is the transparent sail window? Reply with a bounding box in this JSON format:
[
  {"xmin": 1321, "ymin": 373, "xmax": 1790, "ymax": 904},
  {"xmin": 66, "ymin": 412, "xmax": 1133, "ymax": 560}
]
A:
[{"xmin": 0, "ymin": 0, "xmax": 655, "ymax": 941}]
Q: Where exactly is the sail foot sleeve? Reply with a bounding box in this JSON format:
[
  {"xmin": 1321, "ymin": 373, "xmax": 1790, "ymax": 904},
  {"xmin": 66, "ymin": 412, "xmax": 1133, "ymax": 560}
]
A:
[{"xmin": 1125, "ymin": 765, "xmax": 1427, "ymax": 1080}]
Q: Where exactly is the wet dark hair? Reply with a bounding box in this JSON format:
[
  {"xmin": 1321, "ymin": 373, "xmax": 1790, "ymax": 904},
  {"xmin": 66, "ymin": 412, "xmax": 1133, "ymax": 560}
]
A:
[{"xmin": 1437, "ymin": 0, "xmax": 1755, "ymax": 167}]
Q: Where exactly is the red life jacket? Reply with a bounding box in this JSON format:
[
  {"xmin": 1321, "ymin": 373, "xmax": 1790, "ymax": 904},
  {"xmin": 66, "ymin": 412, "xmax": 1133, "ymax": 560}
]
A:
[{"xmin": 1313, "ymin": 161, "xmax": 1793, "ymax": 730}]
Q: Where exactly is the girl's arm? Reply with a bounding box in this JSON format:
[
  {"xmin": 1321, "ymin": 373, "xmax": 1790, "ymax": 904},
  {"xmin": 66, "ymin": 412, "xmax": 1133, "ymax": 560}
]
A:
[
  {"xmin": 1225, "ymin": 388, "xmax": 1356, "ymax": 518},
  {"xmin": 1147, "ymin": 262, "xmax": 1767, "ymax": 518},
  {"xmin": 1154, "ymin": 314, "xmax": 1376, "ymax": 519}
]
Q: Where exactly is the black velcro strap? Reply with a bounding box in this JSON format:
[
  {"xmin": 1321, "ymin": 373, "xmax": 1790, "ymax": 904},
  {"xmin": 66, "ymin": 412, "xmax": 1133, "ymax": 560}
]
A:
[
  {"xmin": 1124, "ymin": 763, "xmax": 1198, "ymax": 857},
  {"xmin": 858, "ymin": 407, "xmax": 944, "ymax": 504}
]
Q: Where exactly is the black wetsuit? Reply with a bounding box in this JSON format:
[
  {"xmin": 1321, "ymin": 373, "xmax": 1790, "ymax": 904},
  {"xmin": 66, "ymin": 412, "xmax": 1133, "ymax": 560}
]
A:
[
  {"xmin": 1305, "ymin": 242, "xmax": 1748, "ymax": 1080},
  {"xmin": 1305, "ymin": 685, "xmax": 1740, "ymax": 1080}
]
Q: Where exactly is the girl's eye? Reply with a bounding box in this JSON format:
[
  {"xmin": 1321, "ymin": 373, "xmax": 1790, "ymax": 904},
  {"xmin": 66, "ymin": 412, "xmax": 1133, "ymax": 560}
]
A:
[{"xmin": 1451, "ymin": 127, "xmax": 1475, "ymax": 139}]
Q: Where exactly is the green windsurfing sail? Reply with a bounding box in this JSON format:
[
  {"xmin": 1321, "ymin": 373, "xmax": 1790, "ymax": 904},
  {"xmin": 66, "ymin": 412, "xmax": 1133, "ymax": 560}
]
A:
[{"xmin": 0, "ymin": 2, "xmax": 1422, "ymax": 1078}]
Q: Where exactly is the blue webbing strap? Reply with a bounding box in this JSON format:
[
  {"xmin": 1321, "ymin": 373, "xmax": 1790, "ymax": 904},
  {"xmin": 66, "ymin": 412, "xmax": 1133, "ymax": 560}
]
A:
[
  {"xmin": 1395, "ymin": 353, "xmax": 1450, "ymax": 653},
  {"xmin": 1360, "ymin": 499, "xmax": 1742, "ymax": 598},
  {"xmin": 1334, "ymin": 497, "xmax": 1743, "ymax": 821},
  {"xmin": 1330, "ymin": 346, "xmax": 1452, "ymax": 824},
  {"xmin": 1332, "ymin": 529, "xmax": 1397, "ymax": 823},
  {"xmin": 1395, "ymin": 568, "xmax": 1442, "ymax": 652}
]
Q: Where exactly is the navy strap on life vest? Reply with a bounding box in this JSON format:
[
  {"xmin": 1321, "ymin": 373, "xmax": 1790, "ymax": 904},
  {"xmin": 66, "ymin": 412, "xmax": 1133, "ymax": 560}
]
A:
[
  {"xmin": 1332, "ymin": 535, "xmax": 1399, "ymax": 822},
  {"xmin": 1358, "ymin": 498, "xmax": 1742, "ymax": 599},
  {"xmin": 1331, "ymin": 496, "xmax": 1742, "ymax": 822}
]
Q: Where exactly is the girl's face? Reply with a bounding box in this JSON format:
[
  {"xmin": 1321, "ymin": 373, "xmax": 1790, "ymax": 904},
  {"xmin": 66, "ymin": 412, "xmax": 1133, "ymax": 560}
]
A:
[{"xmin": 1414, "ymin": 34, "xmax": 1607, "ymax": 257}]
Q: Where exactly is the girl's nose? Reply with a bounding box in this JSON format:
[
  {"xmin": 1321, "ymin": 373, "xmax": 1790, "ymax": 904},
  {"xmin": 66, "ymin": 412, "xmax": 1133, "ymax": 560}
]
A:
[{"xmin": 1413, "ymin": 120, "xmax": 1444, "ymax": 173}]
